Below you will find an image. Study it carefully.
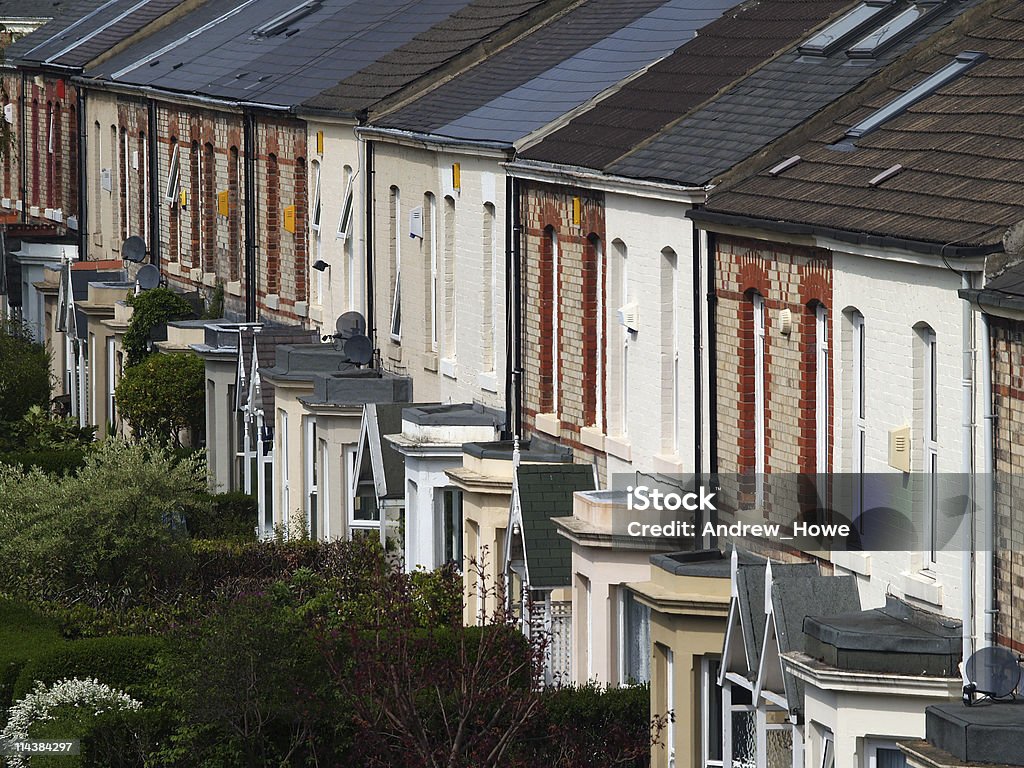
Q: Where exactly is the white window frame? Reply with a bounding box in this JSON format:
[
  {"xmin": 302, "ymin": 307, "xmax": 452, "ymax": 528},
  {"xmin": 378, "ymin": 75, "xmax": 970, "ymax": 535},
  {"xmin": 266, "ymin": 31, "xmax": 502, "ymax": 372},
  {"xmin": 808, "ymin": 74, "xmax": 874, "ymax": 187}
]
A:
[
  {"xmin": 279, "ymin": 409, "xmax": 290, "ymax": 533},
  {"xmin": 390, "ymin": 188, "xmax": 402, "ymax": 341},
  {"xmin": 852, "ymin": 313, "xmax": 866, "ymax": 522},
  {"xmin": 337, "ymin": 174, "xmax": 355, "ymax": 241},
  {"xmin": 866, "ymin": 739, "xmax": 907, "ymax": 768},
  {"xmin": 141, "ymin": 134, "xmax": 149, "ymax": 245},
  {"xmin": 164, "ymin": 143, "xmax": 180, "ymax": 204},
  {"xmin": 304, "ymin": 417, "xmax": 317, "ymax": 540},
  {"xmin": 443, "ymin": 196, "xmax": 457, "ymax": 362},
  {"xmin": 551, "ymin": 229, "xmax": 560, "ymax": 413},
  {"xmin": 197, "ymin": 145, "xmax": 205, "ymax": 266},
  {"xmin": 106, "ymin": 337, "xmax": 116, "ymax": 429},
  {"xmin": 923, "ymin": 328, "xmax": 938, "ymax": 564},
  {"xmin": 821, "ymin": 731, "xmax": 835, "ymax": 768},
  {"xmin": 595, "ymin": 238, "xmax": 604, "ymax": 431},
  {"xmin": 47, "ymin": 109, "xmax": 54, "ymax": 155},
  {"xmin": 437, "ymin": 487, "xmax": 464, "ymax": 568},
  {"xmin": 428, "ymin": 194, "xmax": 438, "ymax": 351},
  {"xmin": 701, "ymin": 657, "xmax": 724, "ymax": 768},
  {"xmin": 667, "ymin": 646, "xmax": 676, "ymax": 768},
  {"xmin": 311, "ymin": 160, "xmax": 321, "ymax": 233},
  {"xmin": 816, "ymin": 304, "xmax": 829, "ymax": 474},
  {"xmin": 753, "ymin": 293, "xmax": 766, "ymax": 506},
  {"xmin": 123, "ymin": 131, "xmax": 130, "ymax": 241},
  {"xmin": 319, "ymin": 436, "xmax": 330, "ymax": 540}
]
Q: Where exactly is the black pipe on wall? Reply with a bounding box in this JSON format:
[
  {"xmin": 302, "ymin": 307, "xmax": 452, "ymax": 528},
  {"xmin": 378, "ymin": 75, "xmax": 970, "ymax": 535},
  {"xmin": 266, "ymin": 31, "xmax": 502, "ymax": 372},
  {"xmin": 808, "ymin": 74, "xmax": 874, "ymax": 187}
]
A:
[{"xmin": 243, "ymin": 109, "xmax": 257, "ymax": 322}]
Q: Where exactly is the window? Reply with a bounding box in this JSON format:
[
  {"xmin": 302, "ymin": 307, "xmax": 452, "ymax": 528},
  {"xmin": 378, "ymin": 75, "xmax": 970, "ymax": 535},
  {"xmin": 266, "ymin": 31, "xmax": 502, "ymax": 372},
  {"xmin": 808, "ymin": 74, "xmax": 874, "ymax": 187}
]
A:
[
  {"xmin": 342, "ymin": 166, "xmax": 357, "ymax": 310},
  {"xmin": 318, "ymin": 437, "xmax": 330, "ymax": 540},
  {"xmin": 202, "ymin": 142, "xmax": 214, "ymax": 272},
  {"xmin": 305, "ymin": 417, "xmax": 318, "ymax": 541},
  {"xmin": 348, "ymin": 446, "xmax": 381, "ymax": 540},
  {"xmin": 867, "ymin": 742, "xmax": 907, "ymax": 768},
  {"xmin": 122, "ymin": 129, "xmax": 130, "ymax": 241},
  {"xmin": 752, "ymin": 293, "xmax": 766, "ymax": 505},
  {"xmin": 848, "ymin": 4, "xmax": 938, "ymax": 59},
  {"xmin": 821, "ymin": 732, "xmax": 835, "ymax": 768},
  {"xmin": 438, "ymin": 488, "xmax": 463, "ymax": 566},
  {"xmin": 611, "ymin": 239, "xmax": 629, "ymax": 436},
  {"xmin": 310, "ymin": 159, "xmax": 321, "ymax": 233},
  {"xmin": 798, "ymin": 1, "xmax": 896, "ymax": 56},
  {"xmin": 816, "ymin": 304, "xmax": 830, "ymax": 474},
  {"xmin": 586, "ymin": 235, "xmax": 603, "ymax": 429},
  {"xmin": 666, "ymin": 646, "xmax": 676, "ymax": 768},
  {"xmin": 425, "ymin": 193, "xmax": 438, "ymax": 351},
  {"xmin": 228, "ymin": 146, "xmax": 240, "ymax": 281},
  {"xmin": 918, "ymin": 325, "xmax": 938, "ymax": 563},
  {"xmin": 482, "ymin": 202, "xmax": 496, "ymax": 371},
  {"xmin": 139, "ymin": 132, "xmax": 149, "ymax": 245},
  {"xmin": 164, "ymin": 141, "xmax": 179, "ymax": 203},
  {"xmin": 279, "ymin": 409, "xmax": 289, "ymax": 531},
  {"xmin": 701, "ymin": 658, "xmax": 723, "ymax": 768},
  {"xmin": 106, "ymin": 337, "xmax": 116, "ymax": 430},
  {"xmin": 847, "ymin": 310, "xmax": 866, "ymax": 527},
  {"xmin": 337, "ymin": 172, "xmax": 355, "ymax": 240},
  {"xmin": 389, "ymin": 186, "xmax": 401, "ymax": 341},
  {"xmin": 662, "ymin": 247, "xmax": 679, "ymax": 453},
  {"xmin": 548, "ymin": 227, "xmax": 560, "ymax": 413},
  {"xmin": 619, "ymin": 589, "xmax": 650, "ymax": 684},
  {"xmin": 443, "ymin": 195, "xmax": 456, "ymax": 360}
]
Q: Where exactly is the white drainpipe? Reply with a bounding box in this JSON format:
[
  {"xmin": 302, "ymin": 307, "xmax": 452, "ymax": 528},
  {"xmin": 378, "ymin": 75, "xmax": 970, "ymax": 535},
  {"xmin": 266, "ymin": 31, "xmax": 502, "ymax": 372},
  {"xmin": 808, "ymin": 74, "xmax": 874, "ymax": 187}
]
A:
[
  {"xmin": 980, "ymin": 310, "xmax": 995, "ymax": 647},
  {"xmin": 961, "ymin": 271, "xmax": 977, "ymax": 678}
]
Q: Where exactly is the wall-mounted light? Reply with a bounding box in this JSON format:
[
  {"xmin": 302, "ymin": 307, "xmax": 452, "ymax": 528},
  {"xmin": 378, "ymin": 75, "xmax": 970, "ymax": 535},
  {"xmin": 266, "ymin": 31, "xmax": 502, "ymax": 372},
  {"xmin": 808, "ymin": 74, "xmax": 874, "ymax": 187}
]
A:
[{"xmin": 312, "ymin": 259, "xmax": 329, "ymax": 272}]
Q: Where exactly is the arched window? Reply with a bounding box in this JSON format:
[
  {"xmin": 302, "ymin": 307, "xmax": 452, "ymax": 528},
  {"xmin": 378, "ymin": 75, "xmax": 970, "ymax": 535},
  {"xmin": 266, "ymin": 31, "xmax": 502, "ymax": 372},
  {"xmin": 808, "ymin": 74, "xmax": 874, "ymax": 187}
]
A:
[
  {"xmin": 661, "ymin": 247, "xmax": 679, "ymax": 453},
  {"xmin": 389, "ymin": 185, "xmax": 401, "ymax": 340},
  {"xmin": 442, "ymin": 195, "xmax": 456, "ymax": 359}
]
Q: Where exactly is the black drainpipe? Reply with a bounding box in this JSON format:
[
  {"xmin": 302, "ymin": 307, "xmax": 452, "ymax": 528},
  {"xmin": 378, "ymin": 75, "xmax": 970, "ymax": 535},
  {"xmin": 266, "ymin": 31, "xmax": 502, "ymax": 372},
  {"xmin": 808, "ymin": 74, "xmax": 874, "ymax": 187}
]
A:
[
  {"xmin": 707, "ymin": 229, "xmax": 719, "ymax": 477},
  {"xmin": 147, "ymin": 99, "xmax": 160, "ymax": 265},
  {"xmin": 502, "ymin": 172, "xmax": 514, "ymax": 440},
  {"xmin": 76, "ymin": 84, "xmax": 88, "ymax": 261},
  {"xmin": 364, "ymin": 137, "xmax": 375, "ymax": 345},
  {"xmin": 692, "ymin": 211, "xmax": 703, "ymax": 481},
  {"xmin": 243, "ymin": 109, "xmax": 257, "ymax": 322}
]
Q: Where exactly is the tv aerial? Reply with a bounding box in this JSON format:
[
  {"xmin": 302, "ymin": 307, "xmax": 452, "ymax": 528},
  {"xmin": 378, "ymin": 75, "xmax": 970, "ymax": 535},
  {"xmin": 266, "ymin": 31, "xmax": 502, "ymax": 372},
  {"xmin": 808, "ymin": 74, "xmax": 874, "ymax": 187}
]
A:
[
  {"xmin": 963, "ymin": 646, "xmax": 1022, "ymax": 705},
  {"xmin": 122, "ymin": 236, "xmax": 147, "ymax": 263},
  {"xmin": 136, "ymin": 264, "xmax": 161, "ymax": 291}
]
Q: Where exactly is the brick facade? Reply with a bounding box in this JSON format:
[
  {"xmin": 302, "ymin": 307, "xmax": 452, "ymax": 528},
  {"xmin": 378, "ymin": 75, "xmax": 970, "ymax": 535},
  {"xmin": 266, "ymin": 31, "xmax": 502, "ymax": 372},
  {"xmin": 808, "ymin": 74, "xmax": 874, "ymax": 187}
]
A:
[
  {"xmin": 715, "ymin": 234, "xmax": 833, "ymax": 526},
  {"xmin": 521, "ymin": 180, "xmax": 606, "ymax": 471},
  {"xmin": 990, "ymin": 316, "xmax": 1024, "ymax": 652}
]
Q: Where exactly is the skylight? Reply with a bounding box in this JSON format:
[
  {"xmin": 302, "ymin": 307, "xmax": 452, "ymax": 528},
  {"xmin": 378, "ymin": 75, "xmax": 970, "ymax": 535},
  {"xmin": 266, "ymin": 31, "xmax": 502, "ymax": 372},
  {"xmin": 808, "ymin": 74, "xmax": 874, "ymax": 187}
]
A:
[
  {"xmin": 798, "ymin": 1, "xmax": 897, "ymax": 57},
  {"xmin": 845, "ymin": 51, "xmax": 986, "ymax": 139},
  {"xmin": 847, "ymin": 3, "xmax": 942, "ymax": 59},
  {"xmin": 252, "ymin": 0, "xmax": 322, "ymax": 38}
]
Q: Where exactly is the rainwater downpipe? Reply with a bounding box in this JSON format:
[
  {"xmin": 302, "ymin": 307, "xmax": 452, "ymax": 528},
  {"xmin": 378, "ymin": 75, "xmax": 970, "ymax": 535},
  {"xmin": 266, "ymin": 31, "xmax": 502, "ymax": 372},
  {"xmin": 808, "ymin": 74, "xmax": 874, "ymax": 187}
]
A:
[
  {"xmin": 961, "ymin": 269, "xmax": 977, "ymax": 677},
  {"xmin": 364, "ymin": 138, "xmax": 375, "ymax": 346},
  {"xmin": 503, "ymin": 172, "xmax": 514, "ymax": 440},
  {"xmin": 980, "ymin": 309, "xmax": 995, "ymax": 646},
  {"xmin": 243, "ymin": 109, "xmax": 257, "ymax": 322}
]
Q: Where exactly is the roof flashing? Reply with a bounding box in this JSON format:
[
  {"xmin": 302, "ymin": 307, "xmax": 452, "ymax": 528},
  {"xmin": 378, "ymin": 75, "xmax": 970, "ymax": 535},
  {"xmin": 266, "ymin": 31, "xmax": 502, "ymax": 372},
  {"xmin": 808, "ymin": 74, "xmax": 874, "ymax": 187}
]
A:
[{"xmin": 252, "ymin": 0, "xmax": 322, "ymax": 38}]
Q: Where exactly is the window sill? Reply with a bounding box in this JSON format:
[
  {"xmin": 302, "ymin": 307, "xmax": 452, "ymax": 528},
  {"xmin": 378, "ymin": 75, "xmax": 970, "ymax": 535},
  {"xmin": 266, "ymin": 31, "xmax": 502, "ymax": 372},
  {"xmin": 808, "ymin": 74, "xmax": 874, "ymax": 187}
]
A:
[
  {"xmin": 424, "ymin": 352, "xmax": 438, "ymax": 373},
  {"xmin": 265, "ymin": 293, "xmax": 280, "ymax": 311},
  {"xmin": 189, "ymin": 267, "xmax": 204, "ymax": 283},
  {"xmin": 440, "ymin": 358, "xmax": 457, "ymax": 380},
  {"xmin": 226, "ymin": 280, "xmax": 242, "ymax": 297},
  {"xmin": 294, "ymin": 301, "xmax": 308, "ymax": 319},
  {"xmin": 901, "ymin": 569, "xmax": 943, "ymax": 607},
  {"xmin": 478, "ymin": 370, "xmax": 499, "ymax": 393},
  {"xmin": 387, "ymin": 341, "xmax": 402, "ymax": 363},
  {"xmin": 535, "ymin": 413, "xmax": 560, "ymax": 438},
  {"xmin": 605, "ymin": 434, "xmax": 631, "ymax": 462},
  {"xmin": 653, "ymin": 454, "xmax": 684, "ymax": 475},
  {"xmin": 579, "ymin": 427, "xmax": 605, "ymax": 452},
  {"xmin": 832, "ymin": 549, "xmax": 871, "ymax": 578}
]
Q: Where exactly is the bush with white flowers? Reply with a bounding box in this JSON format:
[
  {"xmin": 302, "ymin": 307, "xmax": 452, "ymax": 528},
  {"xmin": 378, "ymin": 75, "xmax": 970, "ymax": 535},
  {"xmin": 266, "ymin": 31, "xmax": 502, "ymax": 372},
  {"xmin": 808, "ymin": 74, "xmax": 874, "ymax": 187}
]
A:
[{"xmin": 0, "ymin": 677, "xmax": 141, "ymax": 767}]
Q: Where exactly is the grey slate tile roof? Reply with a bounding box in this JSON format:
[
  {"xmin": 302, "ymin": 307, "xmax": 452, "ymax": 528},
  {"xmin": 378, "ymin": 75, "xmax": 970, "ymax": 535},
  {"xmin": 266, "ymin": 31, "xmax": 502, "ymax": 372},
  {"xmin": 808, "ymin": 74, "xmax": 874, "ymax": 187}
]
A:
[
  {"xmin": 376, "ymin": 0, "xmax": 742, "ymax": 146},
  {"xmin": 521, "ymin": 0, "xmax": 854, "ymax": 170},
  {"xmin": 0, "ymin": 0, "xmax": 71, "ymax": 21},
  {"xmin": 86, "ymin": 0, "xmax": 549, "ymax": 111},
  {"xmin": 735, "ymin": 561, "xmax": 817, "ymax": 677},
  {"xmin": 608, "ymin": 0, "xmax": 978, "ymax": 186},
  {"xmin": 517, "ymin": 463, "xmax": 596, "ymax": 589},
  {"xmin": 695, "ymin": 0, "xmax": 1024, "ymax": 254},
  {"xmin": 239, "ymin": 324, "xmax": 318, "ymax": 415},
  {"xmin": 770, "ymin": 572, "xmax": 859, "ymax": 717},
  {"xmin": 10, "ymin": 0, "xmax": 181, "ymax": 69}
]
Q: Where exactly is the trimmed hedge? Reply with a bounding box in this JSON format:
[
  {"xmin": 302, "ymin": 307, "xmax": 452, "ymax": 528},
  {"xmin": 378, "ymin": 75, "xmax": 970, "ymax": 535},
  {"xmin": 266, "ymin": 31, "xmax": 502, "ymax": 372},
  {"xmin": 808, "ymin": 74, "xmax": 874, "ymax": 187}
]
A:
[
  {"xmin": 0, "ymin": 448, "xmax": 88, "ymax": 474},
  {"xmin": 185, "ymin": 491, "xmax": 258, "ymax": 541},
  {"xmin": 0, "ymin": 599, "xmax": 66, "ymax": 715},
  {"xmin": 12, "ymin": 635, "xmax": 164, "ymax": 703}
]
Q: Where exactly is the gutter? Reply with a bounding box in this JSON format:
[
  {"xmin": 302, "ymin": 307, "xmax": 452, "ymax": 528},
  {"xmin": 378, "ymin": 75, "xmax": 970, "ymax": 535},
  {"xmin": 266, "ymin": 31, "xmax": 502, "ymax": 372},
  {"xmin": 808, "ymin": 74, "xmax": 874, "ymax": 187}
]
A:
[
  {"xmin": 507, "ymin": 158, "xmax": 706, "ymax": 202},
  {"xmin": 688, "ymin": 208, "xmax": 1004, "ymax": 259},
  {"xmin": 70, "ymin": 76, "xmax": 294, "ymax": 114},
  {"xmin": 355, "ymin": 126, "xmax": 513, "ymax": 157}
]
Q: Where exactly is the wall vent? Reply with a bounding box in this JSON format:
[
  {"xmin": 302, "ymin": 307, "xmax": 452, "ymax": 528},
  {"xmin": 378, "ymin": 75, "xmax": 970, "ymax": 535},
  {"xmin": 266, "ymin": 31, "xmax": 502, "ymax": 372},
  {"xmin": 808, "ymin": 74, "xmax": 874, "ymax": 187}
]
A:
[
  {"xmin": 618, "ymin": 303, "xmax": 639, "ymax": 332},
  {"xmin": 888, "ymin": 425, "xmax": 911, "ymax": 472}
]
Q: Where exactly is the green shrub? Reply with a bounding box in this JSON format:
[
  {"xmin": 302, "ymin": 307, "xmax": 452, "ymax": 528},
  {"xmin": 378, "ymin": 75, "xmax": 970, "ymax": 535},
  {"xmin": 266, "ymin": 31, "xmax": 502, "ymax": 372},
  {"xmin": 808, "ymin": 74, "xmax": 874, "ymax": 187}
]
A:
[
  {"xmin": 12, "ymin": 636, "xmax": 164, "ymax": 703},
  {"xmin": 185, "ymin": 491, "xmax": 257, "ymax": 541},
  {"xmin": 0, "ymin": 599, "xmax": 66, "ymax": 714},
  {"xmin": 0, "ymin": 318, "xmax": 51, "ymax": 425},
  {"xmin": 0, "ymin": 448, "xmax": 88, "ymax": 475},
  {"xmin": 115, "ymin": 353, "xmax": 205, "ymax": 446},
  {"xmin": 122, "ymin": 288, "xmax": 194, "ymax": 367},
  {"xmin": 79, "ymin": 708, "xmax": 172, "ymax": 768}
]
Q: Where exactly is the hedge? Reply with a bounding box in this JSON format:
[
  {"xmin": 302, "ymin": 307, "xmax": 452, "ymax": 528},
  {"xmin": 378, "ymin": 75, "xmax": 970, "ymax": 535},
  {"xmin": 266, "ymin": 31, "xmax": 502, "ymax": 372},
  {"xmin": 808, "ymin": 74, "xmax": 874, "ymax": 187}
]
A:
[
  {"xmin": 0, "ymin": 599, "xmax": 66, "ymax": 715},
  {"xmin": 0, "ymin": 448, "xmax": 88, "ymax": 475},
  {"xmin": 185, "ymin": 491, "xmax": 258, "ymax": 541},
  {"xmin": 12, "ymin": 636, "xmax": 164, "ymax": 703}
]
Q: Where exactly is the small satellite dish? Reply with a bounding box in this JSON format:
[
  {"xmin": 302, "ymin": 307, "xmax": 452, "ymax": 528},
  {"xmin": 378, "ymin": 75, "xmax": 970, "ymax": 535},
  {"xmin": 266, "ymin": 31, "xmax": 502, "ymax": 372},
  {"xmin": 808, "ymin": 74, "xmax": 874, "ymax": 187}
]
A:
[
  {"xmin": 964, "ymin": 646, "xmax": 1021, "ymax": 705},
  {"xmin": 122, "ymin": 236, "xmax": 147, "ymax": 263},
  {"xmin": 336, "ymin": 311, "xmax": 367, "ymax": 339},
  {"xmin": 344, "ymin": 333, "xmax": 373, "ymax": 366},
  {"xmin": 136, "ymin": 264, "xmax": 161, "ymax": 291}
]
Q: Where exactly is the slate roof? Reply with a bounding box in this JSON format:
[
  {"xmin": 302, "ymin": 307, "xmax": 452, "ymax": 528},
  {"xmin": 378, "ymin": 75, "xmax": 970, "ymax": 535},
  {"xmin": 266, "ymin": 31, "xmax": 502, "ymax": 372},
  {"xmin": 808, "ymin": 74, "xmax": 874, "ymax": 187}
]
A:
[
  {"xmin": 9, "ymin": 0, "xmax": 181, "ymax": 69},
  {"xmin": 86, "ymin": 0, "xmax": 551, "ymax": 111},
  {"xmin": 367, "ymin": 402, "xmax": 423, "ymax": 500},
  {"xmin": 516, "ymin": 463, "xmax": 596, "ymax": 589},
  {"xmin": 240, "ymin": 324, "xmax": 318, "ymax": 415},
  {"xmin": 770, "ymin": 572, "xmax": 859, "ymax": 716},
  {"xmin": 0, "ymin": 0, "xmax": 70, "ymax": 20},
  {"xmin": 521, "ymin": 0, "xmax": 853, "ymax": 170},
  {"xmin": 735, "ymin": 561, "xmax": 817, "ymax": 677},
  {"xmin": 610, "ymin": 0, "xmax": 978, "ymax": 186},
  {"xmin": 377, "ymin": 0, "xmax": 742, "ymax": 146},
  {"xmin": 692, "ymin": 0, "xmax": 1023, "ymax": 254}
]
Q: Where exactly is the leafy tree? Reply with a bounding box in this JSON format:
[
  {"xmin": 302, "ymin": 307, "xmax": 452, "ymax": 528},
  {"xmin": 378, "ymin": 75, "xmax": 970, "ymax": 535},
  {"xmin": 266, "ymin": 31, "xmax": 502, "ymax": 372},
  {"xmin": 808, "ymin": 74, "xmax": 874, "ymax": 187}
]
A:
[
  {"xmin": 1, "ymin": 405, "xmax": 95, "ymax": 452},
  {"xmin": 0, "ymin": 438, "xmax": 209, "ymax": 605},
  {"xmin": 115, "ymin": 353, "xmax": 205, "ymax": 446},
  {"xmin": 122, "ymin": 288, "xmax": 194, "ymax": 367},
  {"xmin": 0, "ymin": 318, "xmax": 51, "ymax": 425}
]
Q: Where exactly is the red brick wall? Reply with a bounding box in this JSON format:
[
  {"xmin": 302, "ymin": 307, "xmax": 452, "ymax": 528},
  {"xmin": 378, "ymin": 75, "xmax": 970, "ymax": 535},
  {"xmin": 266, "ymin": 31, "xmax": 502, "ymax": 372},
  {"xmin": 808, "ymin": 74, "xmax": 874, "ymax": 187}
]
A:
[{"xmin": 520, "ymin": 180, "xmax": 607, "ymax": 472}]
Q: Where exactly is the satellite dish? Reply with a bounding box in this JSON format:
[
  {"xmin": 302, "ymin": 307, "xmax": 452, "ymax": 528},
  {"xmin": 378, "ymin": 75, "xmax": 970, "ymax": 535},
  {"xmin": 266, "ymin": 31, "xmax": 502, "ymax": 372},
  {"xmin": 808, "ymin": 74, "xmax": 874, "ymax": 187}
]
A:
[
  {"xmin": 336, "ymin": 311, "xmax": 367, "ymax": 339},
  {"xmin": 344, "ymin": 333, "xmax": 373, "ymax": 366},
  {"xmin": 136, "ymin": 264, "xmax": 161, "ymax": 291},
  {"xmin": 122, "ymin": 236, "xmax": 147, "ymax": 263},
  {"xmin": 964, "ymin": 646, "xmax": 1021, "ymax": 704}
]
